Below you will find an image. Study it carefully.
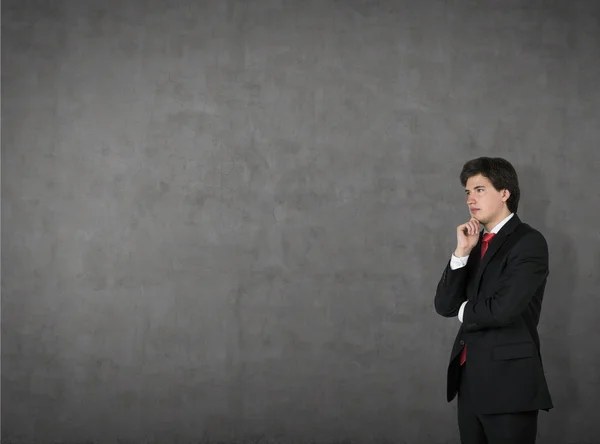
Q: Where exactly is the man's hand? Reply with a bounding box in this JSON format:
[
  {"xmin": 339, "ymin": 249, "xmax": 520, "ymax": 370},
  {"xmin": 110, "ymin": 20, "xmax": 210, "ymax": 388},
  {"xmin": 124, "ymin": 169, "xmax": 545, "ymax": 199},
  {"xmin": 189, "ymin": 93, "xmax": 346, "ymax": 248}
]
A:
[{"xmin": 454, "ymin": 218, "xmax": 481, "ymax": 257}]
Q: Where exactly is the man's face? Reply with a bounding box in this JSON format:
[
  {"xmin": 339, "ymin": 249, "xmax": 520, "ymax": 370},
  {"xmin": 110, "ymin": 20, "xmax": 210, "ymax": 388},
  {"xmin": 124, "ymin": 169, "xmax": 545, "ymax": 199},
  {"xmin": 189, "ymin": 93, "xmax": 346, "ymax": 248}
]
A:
[{"xmin": 465, "ymin": 174, "xmax": 510, "ymax": 226}]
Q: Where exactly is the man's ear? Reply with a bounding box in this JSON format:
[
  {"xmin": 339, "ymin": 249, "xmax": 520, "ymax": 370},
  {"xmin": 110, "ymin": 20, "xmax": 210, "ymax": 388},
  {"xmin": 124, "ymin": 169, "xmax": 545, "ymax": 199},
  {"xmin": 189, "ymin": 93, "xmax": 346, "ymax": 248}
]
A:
[{"xmin": 501, "ymin": 189, "xmax": 511, "ymax": 202}]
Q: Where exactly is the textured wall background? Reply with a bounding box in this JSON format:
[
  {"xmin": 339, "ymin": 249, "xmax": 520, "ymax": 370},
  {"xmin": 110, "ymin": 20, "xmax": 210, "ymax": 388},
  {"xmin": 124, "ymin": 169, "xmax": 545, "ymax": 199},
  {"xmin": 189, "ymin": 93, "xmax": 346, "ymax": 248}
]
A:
[{"xmin": 2, "ymin": 1, "xmax": 599, "ymax": 443}]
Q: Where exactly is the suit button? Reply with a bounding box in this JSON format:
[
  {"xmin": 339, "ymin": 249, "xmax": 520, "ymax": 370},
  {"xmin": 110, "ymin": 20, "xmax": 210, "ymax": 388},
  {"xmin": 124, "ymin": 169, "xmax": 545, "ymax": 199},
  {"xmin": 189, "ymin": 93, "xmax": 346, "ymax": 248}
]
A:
[{"xmin": 460, "ymin": 340, "xmax": 465, "ymax": 345}]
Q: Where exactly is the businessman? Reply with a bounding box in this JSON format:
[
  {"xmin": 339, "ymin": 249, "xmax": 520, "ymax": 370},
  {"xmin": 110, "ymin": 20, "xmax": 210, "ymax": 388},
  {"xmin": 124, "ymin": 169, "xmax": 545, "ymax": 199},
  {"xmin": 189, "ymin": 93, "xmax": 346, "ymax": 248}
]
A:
[{"xmin": 434, "ymin": 157, "xmax": 553, "ymax": 444}]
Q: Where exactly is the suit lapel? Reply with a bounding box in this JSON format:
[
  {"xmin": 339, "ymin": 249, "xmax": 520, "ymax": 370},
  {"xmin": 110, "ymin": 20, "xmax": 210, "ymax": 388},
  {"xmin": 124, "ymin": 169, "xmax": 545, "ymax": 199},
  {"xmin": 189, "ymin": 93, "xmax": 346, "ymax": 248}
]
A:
[{"xmin": 474, "ymin": 214, "xmax": 521, "ymax": 295}]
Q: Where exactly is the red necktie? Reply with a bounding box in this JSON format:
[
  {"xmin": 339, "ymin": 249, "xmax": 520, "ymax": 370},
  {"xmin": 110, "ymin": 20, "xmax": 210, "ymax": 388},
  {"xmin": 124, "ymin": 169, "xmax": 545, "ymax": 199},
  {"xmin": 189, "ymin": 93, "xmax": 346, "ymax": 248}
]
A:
[{"xmin": 460, "ymin": 232, "xmax": 496, "ymax": 365}]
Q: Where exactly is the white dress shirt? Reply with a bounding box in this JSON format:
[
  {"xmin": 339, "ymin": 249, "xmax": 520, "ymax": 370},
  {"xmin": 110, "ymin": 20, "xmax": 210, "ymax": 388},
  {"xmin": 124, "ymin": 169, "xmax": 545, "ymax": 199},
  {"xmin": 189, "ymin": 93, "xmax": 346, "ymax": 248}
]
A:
[{"xmin": 450, "ymin": 213, "xmax": 514, "ymax": 323}]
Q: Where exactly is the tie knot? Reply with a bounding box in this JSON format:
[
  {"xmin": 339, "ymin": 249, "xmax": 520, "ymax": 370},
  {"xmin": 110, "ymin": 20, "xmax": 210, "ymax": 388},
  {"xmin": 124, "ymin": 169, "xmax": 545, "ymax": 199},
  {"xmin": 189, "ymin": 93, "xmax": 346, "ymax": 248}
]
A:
[{"xmin": 482, "ymin": 233, "xmax": 495, "ymax": 243}]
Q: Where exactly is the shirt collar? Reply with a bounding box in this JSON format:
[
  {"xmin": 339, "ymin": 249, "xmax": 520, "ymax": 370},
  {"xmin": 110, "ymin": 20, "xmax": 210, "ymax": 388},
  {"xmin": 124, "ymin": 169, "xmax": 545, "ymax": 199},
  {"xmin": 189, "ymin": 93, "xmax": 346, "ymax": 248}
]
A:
[{"xmin": 484, "ymin": 212, "xmax": 514, "ymax": 235}]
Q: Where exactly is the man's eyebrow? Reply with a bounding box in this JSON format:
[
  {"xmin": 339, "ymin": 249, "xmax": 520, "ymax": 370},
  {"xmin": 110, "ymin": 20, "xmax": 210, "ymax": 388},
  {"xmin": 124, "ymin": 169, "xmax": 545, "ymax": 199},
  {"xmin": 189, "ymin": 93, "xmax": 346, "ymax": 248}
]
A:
[{"xmin": 465, "ymin": 186, "xmax": 485, "ymax": 192}]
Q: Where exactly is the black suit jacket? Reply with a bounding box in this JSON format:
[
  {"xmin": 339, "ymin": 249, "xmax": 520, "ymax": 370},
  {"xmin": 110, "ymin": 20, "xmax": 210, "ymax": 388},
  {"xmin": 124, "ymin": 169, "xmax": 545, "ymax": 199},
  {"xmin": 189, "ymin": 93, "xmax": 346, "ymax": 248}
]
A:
[{"xmin": 434, "ymin": 214, "xmax": 553, "ymax": 414}]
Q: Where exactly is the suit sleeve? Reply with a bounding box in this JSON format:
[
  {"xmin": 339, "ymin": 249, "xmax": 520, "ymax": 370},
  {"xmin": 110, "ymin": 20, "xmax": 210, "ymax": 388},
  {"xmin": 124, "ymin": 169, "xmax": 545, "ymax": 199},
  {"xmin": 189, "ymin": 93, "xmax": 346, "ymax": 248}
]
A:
[
  {"xmin": 462, "ymin": 231, "xmax": 549, "ymax": 331},
  {"xmin": 434, "ymin": 260, "xmax": 469, "ymax": 317}
]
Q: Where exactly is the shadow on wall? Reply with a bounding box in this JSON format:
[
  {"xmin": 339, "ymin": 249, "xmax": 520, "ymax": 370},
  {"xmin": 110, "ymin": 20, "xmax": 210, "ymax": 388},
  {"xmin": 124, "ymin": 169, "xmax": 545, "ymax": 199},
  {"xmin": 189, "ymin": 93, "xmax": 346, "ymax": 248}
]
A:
[{"xmin": 517, "ymin": 165, "xmax": 578, "ymax": 444}]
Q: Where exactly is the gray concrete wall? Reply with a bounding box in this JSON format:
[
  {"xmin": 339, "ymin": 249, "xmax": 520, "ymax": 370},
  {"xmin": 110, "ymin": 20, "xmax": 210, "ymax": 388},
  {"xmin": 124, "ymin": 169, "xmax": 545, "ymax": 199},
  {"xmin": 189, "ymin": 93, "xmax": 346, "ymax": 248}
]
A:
[{"xmin": 2, "ymin": 1, "xmax": 599, "ymax": 443}]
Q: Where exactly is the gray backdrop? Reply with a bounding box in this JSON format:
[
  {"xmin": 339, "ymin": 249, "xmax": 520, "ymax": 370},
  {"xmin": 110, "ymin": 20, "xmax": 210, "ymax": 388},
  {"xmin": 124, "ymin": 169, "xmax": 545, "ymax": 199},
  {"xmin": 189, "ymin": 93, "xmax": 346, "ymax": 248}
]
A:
[{"xmin": 2, "ymin": 1, "xmax": 599, "ymax": 443}]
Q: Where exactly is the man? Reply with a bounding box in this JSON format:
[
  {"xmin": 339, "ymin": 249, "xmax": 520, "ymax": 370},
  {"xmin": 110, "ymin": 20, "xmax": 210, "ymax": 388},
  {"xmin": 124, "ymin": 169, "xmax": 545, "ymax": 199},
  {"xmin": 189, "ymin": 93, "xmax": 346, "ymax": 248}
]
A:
[{"xmin": 434, "ymin": 157, "xmax": 553, "ymax": 444}]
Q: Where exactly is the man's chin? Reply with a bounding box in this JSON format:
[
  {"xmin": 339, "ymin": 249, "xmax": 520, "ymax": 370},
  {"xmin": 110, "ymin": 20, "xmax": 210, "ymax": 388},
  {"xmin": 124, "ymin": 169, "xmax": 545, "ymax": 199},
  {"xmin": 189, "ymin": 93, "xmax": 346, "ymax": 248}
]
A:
[{"xmin": 470, "ymin": 213, "xmax": 483, "ymax": 223}]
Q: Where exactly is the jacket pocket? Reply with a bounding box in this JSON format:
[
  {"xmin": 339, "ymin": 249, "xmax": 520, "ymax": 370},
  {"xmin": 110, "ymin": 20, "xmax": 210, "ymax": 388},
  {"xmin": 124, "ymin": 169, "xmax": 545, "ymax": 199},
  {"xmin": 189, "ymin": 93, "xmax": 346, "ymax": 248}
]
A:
[{"xmin": 492, "ymin": 342, "xmax": 534, "ymax": 361}]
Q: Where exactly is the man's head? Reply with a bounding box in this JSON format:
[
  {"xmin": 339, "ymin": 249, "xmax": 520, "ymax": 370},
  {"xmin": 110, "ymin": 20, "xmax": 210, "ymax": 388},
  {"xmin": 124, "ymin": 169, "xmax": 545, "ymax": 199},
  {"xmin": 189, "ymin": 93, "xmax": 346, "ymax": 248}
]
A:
[{"xmin": 460, "ymin": 157, "xmax": 520, "ymax": 230}]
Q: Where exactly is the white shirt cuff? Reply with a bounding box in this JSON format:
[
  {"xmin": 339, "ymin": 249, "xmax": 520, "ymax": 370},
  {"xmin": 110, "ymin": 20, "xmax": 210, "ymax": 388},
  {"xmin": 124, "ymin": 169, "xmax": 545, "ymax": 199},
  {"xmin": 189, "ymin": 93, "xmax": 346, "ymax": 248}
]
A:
[
  {"xmin": 450, "ymin": 254, "xmax": 469, "ymax": 270},
  {"xmin": 458, "ymin": 301, "xmax": 468, "ymax": 323}
]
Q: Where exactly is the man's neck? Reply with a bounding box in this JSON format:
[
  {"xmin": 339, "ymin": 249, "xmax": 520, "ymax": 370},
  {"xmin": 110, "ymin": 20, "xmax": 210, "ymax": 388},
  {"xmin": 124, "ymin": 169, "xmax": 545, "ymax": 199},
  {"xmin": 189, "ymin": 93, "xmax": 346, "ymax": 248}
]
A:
[{"xmin": 484, "ymin": 211, "xmax": 513, "ymax": 233}]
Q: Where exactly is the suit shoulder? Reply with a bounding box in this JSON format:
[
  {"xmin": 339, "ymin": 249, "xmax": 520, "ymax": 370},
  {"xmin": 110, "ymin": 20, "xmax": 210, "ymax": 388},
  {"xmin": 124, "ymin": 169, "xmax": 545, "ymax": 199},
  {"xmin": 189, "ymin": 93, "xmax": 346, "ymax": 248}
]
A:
[
  {"xmin": 514, "ymin": 223, "xmax": 548, "ymax": 251},
  {"xmin": 516, "ymin": 222, "xmax": 547, "ymax": 239}
]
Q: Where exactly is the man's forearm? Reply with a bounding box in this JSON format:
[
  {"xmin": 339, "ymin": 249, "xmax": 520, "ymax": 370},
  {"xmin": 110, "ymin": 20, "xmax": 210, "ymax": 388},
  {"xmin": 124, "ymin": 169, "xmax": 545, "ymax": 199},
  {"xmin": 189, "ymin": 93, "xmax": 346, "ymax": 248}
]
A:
[{"xmin": 434, "ymin": 260, "xmax": 469, "ymax": 317}]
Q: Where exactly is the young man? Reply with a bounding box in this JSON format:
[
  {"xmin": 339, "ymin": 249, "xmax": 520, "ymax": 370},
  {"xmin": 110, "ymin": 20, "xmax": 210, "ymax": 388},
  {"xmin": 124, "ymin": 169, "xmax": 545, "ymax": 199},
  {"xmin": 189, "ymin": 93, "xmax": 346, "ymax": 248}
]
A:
[{"xmin": 434, "ymin": 157, "xmax": 553, "ymax": 444}]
